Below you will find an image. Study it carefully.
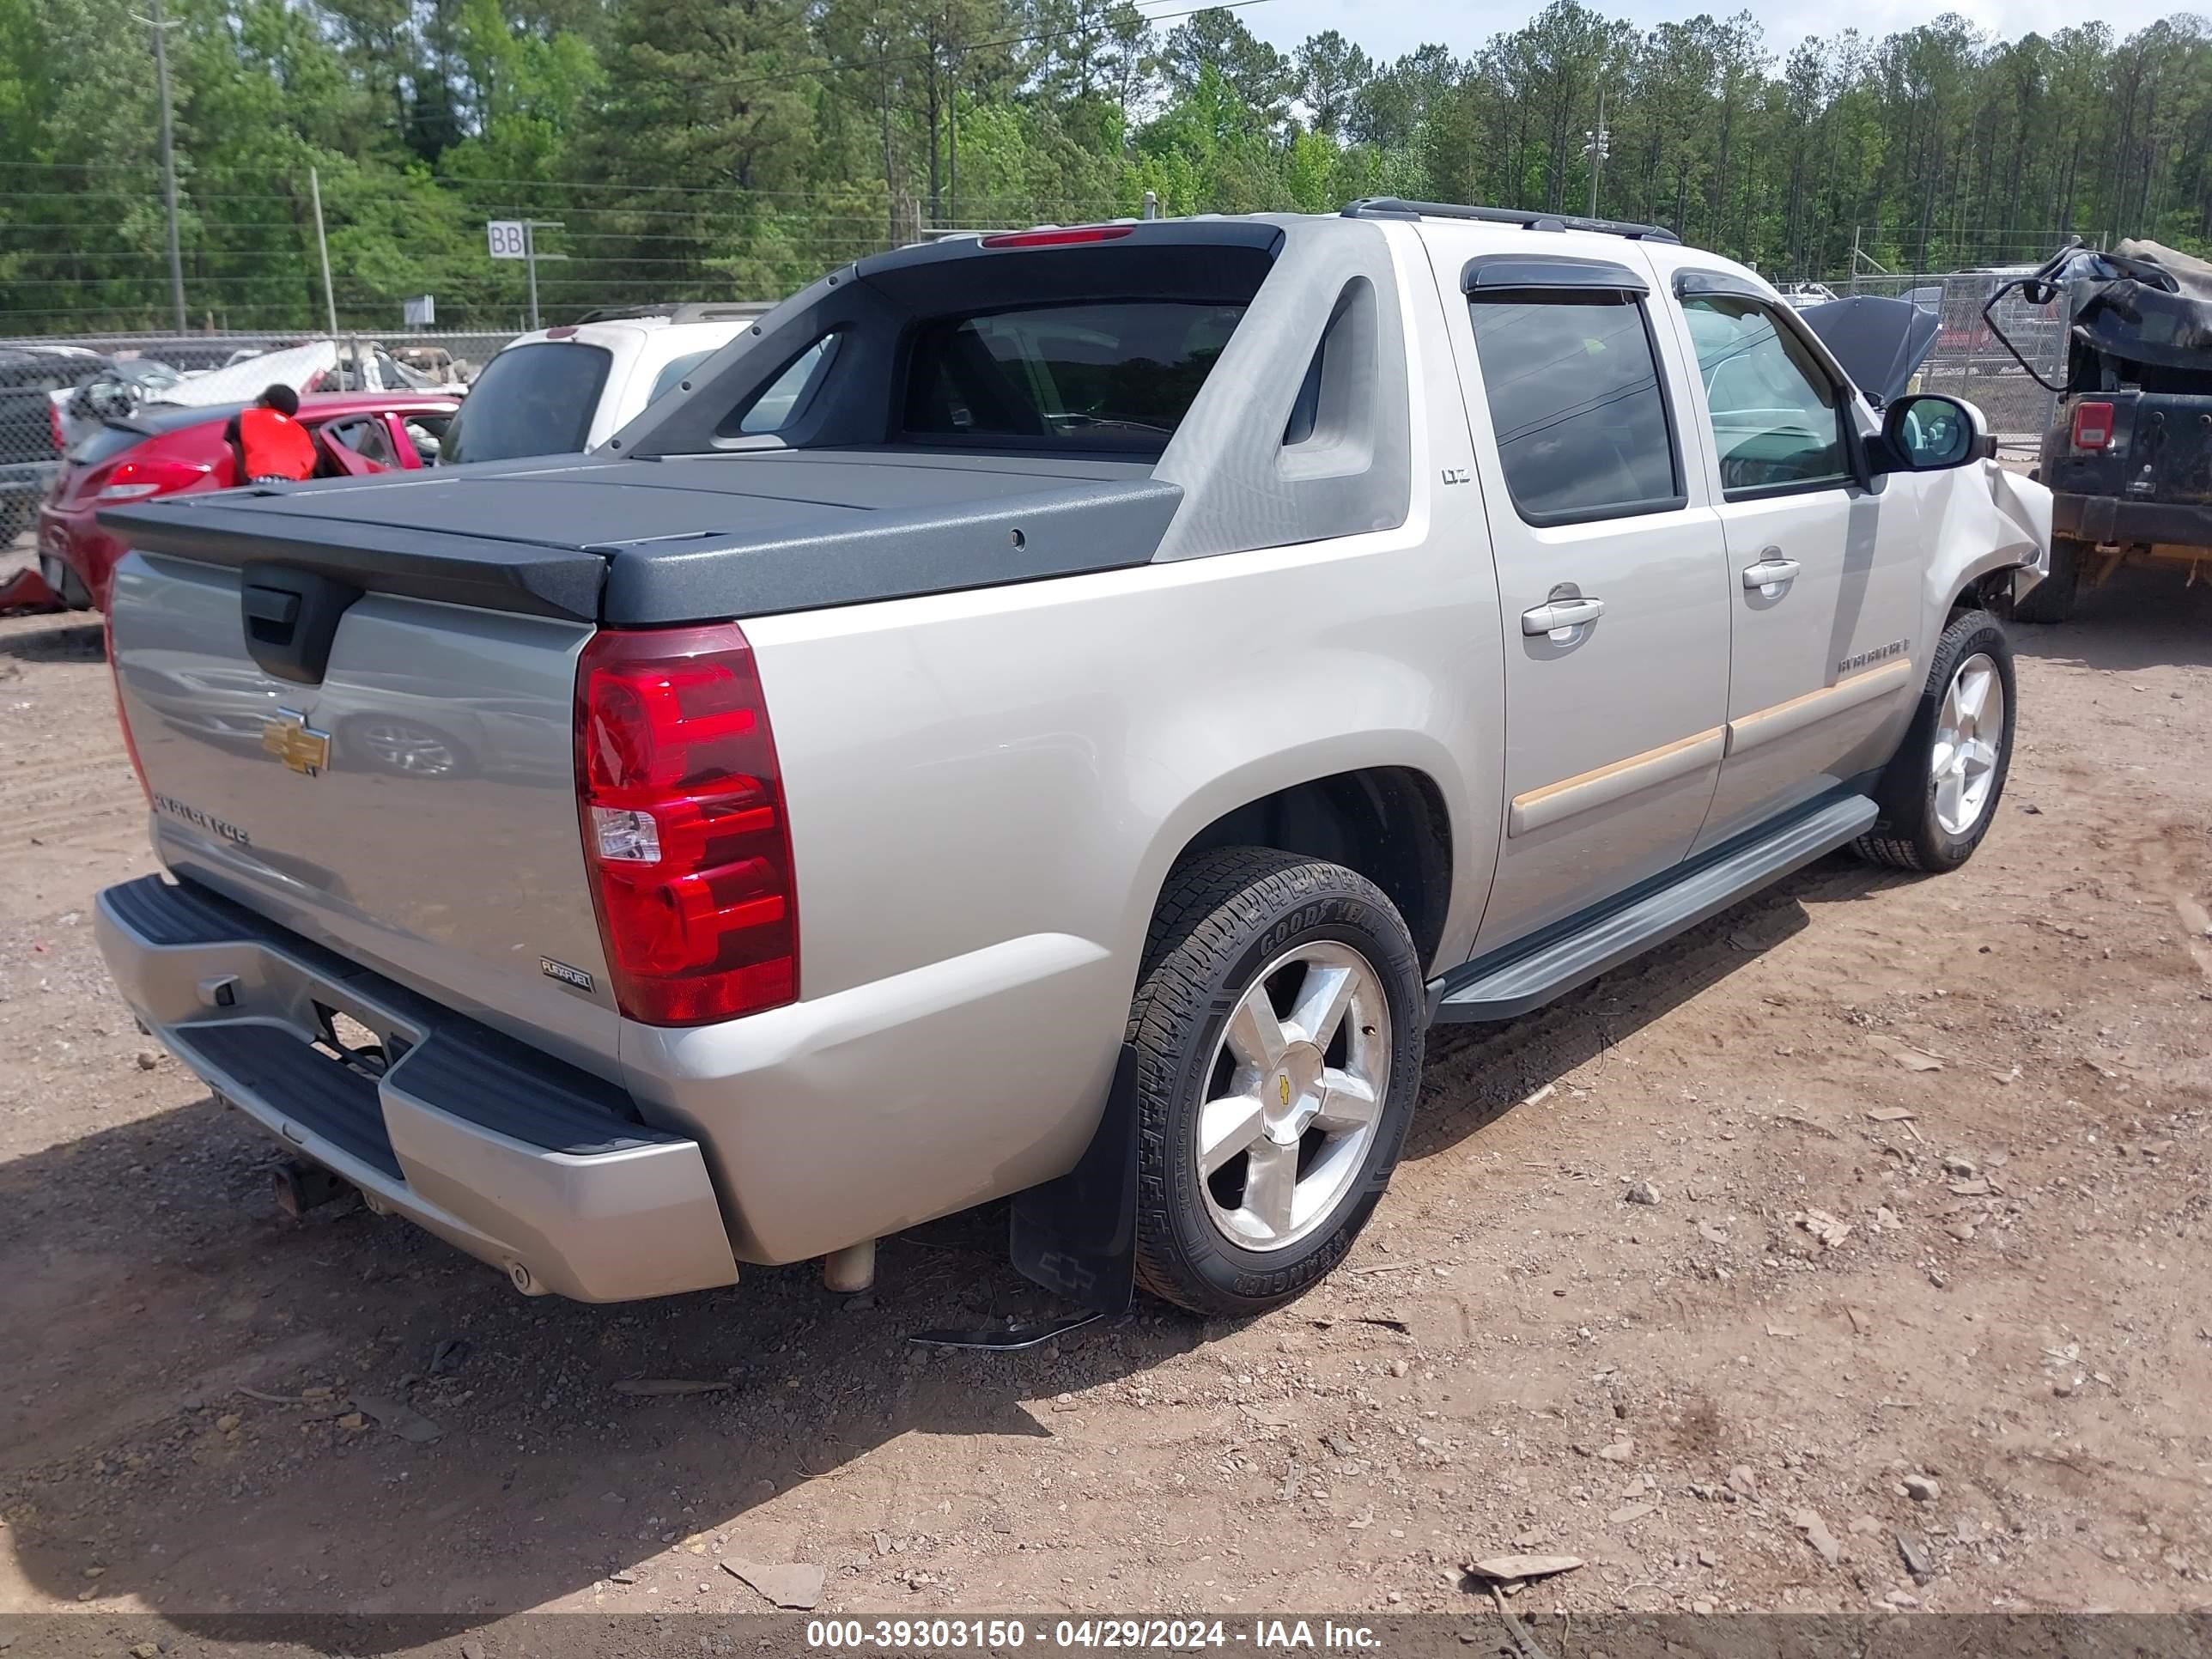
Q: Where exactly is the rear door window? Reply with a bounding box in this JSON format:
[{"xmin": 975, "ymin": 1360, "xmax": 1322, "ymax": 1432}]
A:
[
  {"xmin": 440, "ymin": 342, "xmax": 611, "ymax": 464},
  {"xmin": 1467, "ymin": 291, "xmax": 1681, "ymax": 523},
  {"xmin": 902, "ymin": 301, "xmax": 1245, "ymax": 451}
]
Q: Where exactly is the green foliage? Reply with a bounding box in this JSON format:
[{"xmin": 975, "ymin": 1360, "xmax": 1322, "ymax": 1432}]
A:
[{"xmin": 3, "ymin": 0, "xmax": 2208, "ymax": 334}]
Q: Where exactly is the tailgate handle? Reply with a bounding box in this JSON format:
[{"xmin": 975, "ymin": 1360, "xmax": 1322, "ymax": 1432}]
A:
[
  {"xmin": 239, "ymin": 563, "xmax": 362, "ymax": 687},
  {"xmin": 242, "ymin": 586, "xmax": 301, "ymax": 629}
]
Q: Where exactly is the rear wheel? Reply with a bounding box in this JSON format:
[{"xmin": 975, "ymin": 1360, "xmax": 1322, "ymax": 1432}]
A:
[
  {"xmin": 1128, "ymin": 847, "xmax": 1425, "ymax": 1318},
  {"xmin": 1855, "ymin": 610, "xmax": 2016, "ymax": 872},
  {"xmin": 2011, "ymin": 535, "xmax": 2081, "ymax": 623}
]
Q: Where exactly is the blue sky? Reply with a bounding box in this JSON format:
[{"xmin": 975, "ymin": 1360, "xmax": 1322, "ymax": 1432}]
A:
[{"xmin": 1236, "ymin": 0, "xmax": 2192, "ymax": 63}]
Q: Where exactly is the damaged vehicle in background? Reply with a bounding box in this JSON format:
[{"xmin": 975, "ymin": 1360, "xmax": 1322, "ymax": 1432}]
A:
[
  {"xmin": 39, "ymin": 386, "xmax": 459, "ymax": 610},
  {"xmin": 1989, "ymin": 239, "xmax": 2212, "ymax": 622}
]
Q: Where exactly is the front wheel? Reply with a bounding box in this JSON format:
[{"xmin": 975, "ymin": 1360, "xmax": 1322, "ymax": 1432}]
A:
[
  {"xmin": 1855, "ymin": 609, "xmax": 2017, "ymax": 872},
  {"xmin": 1128, "ymin": 847, "xmax": 1425, "ymax": 1318}
]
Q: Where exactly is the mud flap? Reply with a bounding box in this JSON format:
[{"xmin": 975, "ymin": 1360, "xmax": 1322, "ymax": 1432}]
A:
[{"xmin": 1007, "ymin": 1042, "xmax": 1139, "ymax": 1318}]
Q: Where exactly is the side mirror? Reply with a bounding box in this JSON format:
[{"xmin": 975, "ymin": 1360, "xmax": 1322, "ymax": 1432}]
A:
[{"xmin": 1881, "ymin": 393, "xmax": 1987, "ymax": 472}]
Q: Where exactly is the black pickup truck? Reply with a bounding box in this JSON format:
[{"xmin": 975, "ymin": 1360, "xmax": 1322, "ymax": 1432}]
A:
[{"xmin": 2004, "ymin": 240, "xmax": 2212, "ymax": 622}]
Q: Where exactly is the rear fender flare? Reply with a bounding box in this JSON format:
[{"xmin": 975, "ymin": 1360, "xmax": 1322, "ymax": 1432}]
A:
[
  {"xmin": 1121, "ymin": 727, "xmax": 1478, "ymax": 977},
  {"xmin": 1008, "ymin": 732, "xmax": 1472, "ymax": 1314}
]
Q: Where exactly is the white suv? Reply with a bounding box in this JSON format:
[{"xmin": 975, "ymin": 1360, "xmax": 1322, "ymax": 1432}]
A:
[{"xmin": 437, "ymin": 303, "xmax": 768, "ymax": 465}]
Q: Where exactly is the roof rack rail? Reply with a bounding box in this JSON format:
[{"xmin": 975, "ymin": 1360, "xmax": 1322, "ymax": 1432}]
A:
[
  {"xmin": 1341, "ymin": 198, "xmax": 1680, "ymax": 244},
  {"xmin": 569, "ymin": 301, "xmax": 774, "ymax": 325},
  {"xmin": 570, "ymin": 303, "xmax": 676, "ymax": 325},
  {"xmin": 670, "ymin": 301, "xmax": 773, "ymax": 323}
]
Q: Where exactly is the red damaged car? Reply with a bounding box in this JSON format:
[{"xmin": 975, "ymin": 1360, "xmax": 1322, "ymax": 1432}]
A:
[{"xmin": 37, "ymin": 391, "xmax": 460, "ymax": 611}]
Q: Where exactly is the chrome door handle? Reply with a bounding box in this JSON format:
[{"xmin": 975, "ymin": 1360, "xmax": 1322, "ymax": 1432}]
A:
[
  {"xmin": 1521, "ymin": 596, "xmax": 1606, "ymax": 636},
  {"xmin": 1742, "ymin": 555, "xmax": 1802, "ymax": 591}
]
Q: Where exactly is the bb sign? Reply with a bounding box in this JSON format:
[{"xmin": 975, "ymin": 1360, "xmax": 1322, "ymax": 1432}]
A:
[{"xmin": 485, "ymin": 221, "xmax": 529, "ymax": 260}]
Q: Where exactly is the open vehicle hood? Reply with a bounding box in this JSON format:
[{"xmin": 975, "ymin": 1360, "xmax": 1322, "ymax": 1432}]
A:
[{"xmin": 1796, "ymin": 295, "xmax": 1941, "ymax": 407}]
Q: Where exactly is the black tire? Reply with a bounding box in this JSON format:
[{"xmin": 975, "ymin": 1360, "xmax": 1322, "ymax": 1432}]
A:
[
  {"xmin": 1128, "ymin": 846, "xmax": 1425, "ymax": 1318},
  {"xmin": 1854, "ymin": 609, "xmax": 2017, "ymax": 873},
  {"xmin": 2011, "ymin": 535, "xmax": 2080, "ymax": 623}
]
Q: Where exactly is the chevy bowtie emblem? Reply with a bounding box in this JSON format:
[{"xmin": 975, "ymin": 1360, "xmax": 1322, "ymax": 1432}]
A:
[{"xmin": 262, "ymin": 710, "xmax": 331, "ymax": 776}]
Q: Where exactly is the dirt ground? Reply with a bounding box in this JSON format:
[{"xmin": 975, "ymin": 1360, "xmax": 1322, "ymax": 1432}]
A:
[{"xmin": 3, "ymin": 535, "xmax": 2209, "ymax": 1637}]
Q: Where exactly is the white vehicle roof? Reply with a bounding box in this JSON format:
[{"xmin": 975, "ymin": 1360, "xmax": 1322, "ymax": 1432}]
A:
[{"xmin": 489, "ymin": 304, "xmax": 773, "ymax": 452}]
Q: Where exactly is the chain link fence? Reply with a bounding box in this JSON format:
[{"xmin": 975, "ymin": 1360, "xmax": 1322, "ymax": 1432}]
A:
[
  {"xmin": 0, "ymin": 327, "xmax": 523, "ymax": 378},
  {"xmin": 0, "ymin": 328, "xmax": 525, "ymax": 538}
]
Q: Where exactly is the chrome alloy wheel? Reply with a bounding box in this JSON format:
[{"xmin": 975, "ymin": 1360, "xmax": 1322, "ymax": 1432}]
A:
[
  {"xmin": 1195, "ymin": 940, "xmax": 1391, "ymax": 1253},
  {"xmin": 1932, "ymin": 651, "xmax": 2003, "ymax": 836}
]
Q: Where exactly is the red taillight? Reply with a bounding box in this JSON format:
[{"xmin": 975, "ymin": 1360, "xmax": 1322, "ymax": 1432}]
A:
[
  {"xmin": 105, "ymin": 608, "xmax": 149, "ymax": 800},
  {"xmin": 980, "ymin": 224, "xmax": 1135, "ymax": 248},
  {"xmin": 88, "ymin": 456, "xmax": 210, "ymax": 502},
  {"xmin": 48, "ymin": 401, "xmax": 65, "ymax": 457},
  {"xmin": 575, "ymin": 623, "xmax": 798, "ymax": 1026},
  {"xmin": 2070, "ymin": 400, "xmax": 2114, "ymax": 451}
]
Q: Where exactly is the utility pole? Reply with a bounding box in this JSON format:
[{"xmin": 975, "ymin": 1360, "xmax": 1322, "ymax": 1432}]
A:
[
  {"xmin": 525, "ymin": 220, "xmax": 540, "ymax": 331},
  {"xmin": 309, "ymin": 167, "xmax": 338, "ymax": 337},
  {"xmin": 521, "ymin": 220, "xmax": 564, "ymax": 331},
  {"xmin": 1583, "ymin": 86, "xmax": 1610, "ymax": 220},
  {"xmin": 133, "ymin": 0, "xmax": 187, "ymax": 331},
  {"xmin": 946, "ymin": 46, "xmax": 959, "ymax": 230}
]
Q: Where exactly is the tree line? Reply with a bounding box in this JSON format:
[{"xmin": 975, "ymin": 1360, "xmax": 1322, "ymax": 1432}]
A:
[{"xmin": 2, "ymin": 0, "xmax": 2208, "ymax": 334}]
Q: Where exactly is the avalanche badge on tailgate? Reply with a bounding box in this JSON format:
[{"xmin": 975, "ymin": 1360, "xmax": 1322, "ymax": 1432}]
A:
[{"xmin": 261, "ymin": 709, "xmax": 331, "ymax": 776}]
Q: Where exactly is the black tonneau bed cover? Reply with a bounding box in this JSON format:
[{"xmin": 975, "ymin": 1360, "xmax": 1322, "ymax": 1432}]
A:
[{"xmin": 98, "ymin": 449, "xmax": 1182, "ymax": 624}]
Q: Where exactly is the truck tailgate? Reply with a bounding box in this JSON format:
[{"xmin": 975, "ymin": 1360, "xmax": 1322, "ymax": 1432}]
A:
[
  {"xmin": 106, "ymin": 551, "xmax": 621, "ymax": 1072},
  {"xmin": 2048, "ymin": 391, "xmax": 2212, "ymax": 514},
  {"xmin": 98, "ymin": 449, "xmax": 1181, "ymax": 1072},
  {"xmin": 2133, "ymin": 392, "xmax": 2212, "ymax": 504}
]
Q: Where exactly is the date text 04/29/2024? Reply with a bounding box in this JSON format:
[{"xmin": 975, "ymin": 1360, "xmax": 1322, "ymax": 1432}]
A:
[
  {"xmin": 796, "ymin": 1627, "xmax": 1380, "ymax": 1654},
  {"xmin": 804, "ymin": 1620, "xmax": 1384, "ymax": 1650}
]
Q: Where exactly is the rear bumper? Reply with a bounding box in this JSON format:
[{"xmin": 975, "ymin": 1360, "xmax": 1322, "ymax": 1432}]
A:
[
  {"xmin": 37, "ymin": 506, "xmax": 119, "ymax": 609},
  {"xmin": 2052, "ymin": 491, "xmax": 2212, "ymax": 551},
  {"xmin": 94, "ymin": 874, "xmax": 739, "ymax": 1302}
]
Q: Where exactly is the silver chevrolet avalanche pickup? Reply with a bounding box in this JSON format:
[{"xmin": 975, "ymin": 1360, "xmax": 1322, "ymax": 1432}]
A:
[{"xmin": 93, "ymin": 201, "xmax": 2051, "ymax": 1320}]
